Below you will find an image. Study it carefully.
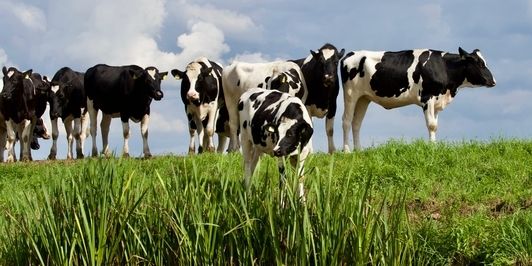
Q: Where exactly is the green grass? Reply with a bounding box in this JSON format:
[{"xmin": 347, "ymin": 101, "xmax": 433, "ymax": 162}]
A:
[{"xmin": 0, "ymin": 139, "xmax": 531, "ymax": 265}]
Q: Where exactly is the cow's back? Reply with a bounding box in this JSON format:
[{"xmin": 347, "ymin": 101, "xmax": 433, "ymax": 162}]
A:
[{"xmin": 85, "ymin": 64, "xmax": 137, "ymax": 113}]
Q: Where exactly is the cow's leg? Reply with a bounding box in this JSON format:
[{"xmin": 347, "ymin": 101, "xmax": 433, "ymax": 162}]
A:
[
  {"xmin": 140, "ymin": 114, "xmax": 151, "ymax": 158},
  {"xmin": 77, "ymin": 111, "xmax": 90, "ymax": 159},
  {"xmin": 352, "ymin": 97, "xmax": 370, "ymax": 151},
  {"xmin": 121, "ymin": 120, "xmax": 130, "ymax": 158},
  {"xmin": 64, "ymin": 116, "xmax": 74, "ymax": 160},
  {"xmin": 325, "ymin": 117, "xmax": 336, "ymax": 154},
  {"xmin": 195, "ymin": 116, "xmax": 205, "ymax": 153},
  {"xmin": 204, "ymin": 103, "xmax": 217, "ymax": 152},
  {"xmin": 72, "ymin": 117, "xmax": 83, "ymax": 159},
  {"xmin": 216, "ymin": 135, "xmax": 228, "ymax": 153},
  {"xmin": 0, "ymin": 121, "xmax": 6, "ymax": 162},
  {"xmin": 100, "ymin": 114, "xmax": 112, "ymax": 157},
  {"xmin": 48, "ymin": 118, "xmax": 59, "ymax": 160},
  {"xmin": 342, "ymin": 95, "xmax": 357, "ymax": 153},
  {"xmin": 87, "ymin": 100, "xmax": 99, "ymax": 157},
  {"xmin": 225, "ymin": 96, "xmax": 240, "ymax": 152},
  {"xmin": 20, "ymin": 119, "xmax": 34, "ymax": 161},
  {"xmin": 423, "ymin": 100, "xmax": 438, "ymax": 142},
  {"xmin": 188, "ymin": 126, "xmax": 196, "ymax": 155},
  {"xmin": 5, "ymin": 121, "xmax": 16, "ymax": 162},
  {"xmin": 241, "ymin": 135, "xmax": 259, "ymax": 190}
]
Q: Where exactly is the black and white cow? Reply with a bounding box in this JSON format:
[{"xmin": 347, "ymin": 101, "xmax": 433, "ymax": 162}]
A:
[
  {"xmin": 340, "ymin": 47, "xmax": 496, "ymax": 152},
  {"xmin": 291, "ymin": 43, "xmax": 344, "ymax": 153},
  {"xmin": 48, "ymin": 67, "xmax": 89, "ymax": 160},
  {"xmin": 238, "ymin": 88, "xmax": 313, "ymax": 197},
  {"xmin": 222, "ymin": 61, "xmax": 307, "ymax": 152},
  {"xmin": 85, "ymin": 64, "xmax": 167, "ymax": 158},
  {"xmin": 0, "ymin": 67, "xmax": 37, "ymax": 162},
  {"xmin": 171, "ymin": 57, "xmax": 228, "ymax": 154}
]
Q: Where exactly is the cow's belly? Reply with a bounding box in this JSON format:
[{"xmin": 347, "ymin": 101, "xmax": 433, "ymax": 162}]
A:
[
  {"xmin": 366, "ymin": 87, "xmax": 421, "ymax": 109},
  {"xmin": 187, "ymin": 102, "xmax": 215, "ymax": 121}
]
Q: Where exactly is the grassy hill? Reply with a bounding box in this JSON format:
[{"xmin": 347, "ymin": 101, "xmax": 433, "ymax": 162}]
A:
[{"xmin": 0, "ymin": 140, "xmax": 531, "ymax": 265}]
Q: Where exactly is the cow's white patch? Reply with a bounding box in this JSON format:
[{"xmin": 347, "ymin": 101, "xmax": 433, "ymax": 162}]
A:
[
  {"xmin": 51, "ymin": 85, "xmax": 60, "ymax": 93},
  {"xmin": 7, "ymin": 70, "xmax": 14, "ymax": 78},
  {"xmin": 476, "ymin": 51, "xmax": 487, "ymax": 67},
  {"xmin": 147, "ymin": 69, "xmax": 157, "ymax": 80},
  {"xmin": 322, "ymin": 48, "xmax": 335, "ymax": 60}
]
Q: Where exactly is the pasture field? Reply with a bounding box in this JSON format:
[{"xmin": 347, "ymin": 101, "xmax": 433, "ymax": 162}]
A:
[{"xmin": 0, "ymin": 140, "xmax": 531, "ymax": 265}]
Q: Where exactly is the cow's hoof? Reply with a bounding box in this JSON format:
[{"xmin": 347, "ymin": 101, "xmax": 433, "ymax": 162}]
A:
[
  {"xmin": 188, "ymin": 148, "xmax": 195, "ymax": 155},
  {"xmin": 122, "ymin": 153, "xmax": 130, "ymax": 158},
  {"xmin": 48, "ymin": 153, "xmax": 57, "ymax": 160},
  {"xmin": 77, "ymin": 154, "xmax": 85, "ymax": 159},
  {"xmin": 207, "ymin": 146, "xmax": 215, "ymax": 152},
  {"xmin": 144, "ymin": 153, "xmax": 152, "ymax": 159},
  {"xmin": 328, "ymin": 147, "xmax": 336, "ymax": 154}
]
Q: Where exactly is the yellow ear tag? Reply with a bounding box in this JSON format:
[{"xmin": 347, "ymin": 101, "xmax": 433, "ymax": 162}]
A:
[
  {"xmin": 281, "ymin": 75, "xmax": 287, "ymax": 83},
  {"xmin": 161, "ymin": 73, "xmax": 168, "ymax": 80},
  {"xmin": 267, "ymin": 126, "xmax": 275, "ymax": 133}
]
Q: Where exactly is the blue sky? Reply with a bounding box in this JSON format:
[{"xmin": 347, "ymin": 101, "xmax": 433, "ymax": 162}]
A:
[{"xmin": 1, "ymin": 0, "xmax": 531, "ymax": 159}]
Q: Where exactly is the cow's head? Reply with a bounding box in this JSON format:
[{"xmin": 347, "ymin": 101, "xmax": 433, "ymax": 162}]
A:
[
  {"xmin": 459, "ymin": 47, "xmax": 496, "ymax": 88},
  {"xmin": 132, "ymin": 67, "xmax": 167, "ymax": 101},
  {"xmin": 49, "ymin": 81, "xmax": 69, "ymax": 119},
  {"xmin": 172, "ymin": 61, "xmax": 217, "ymax": 105},
  {"xmin": 271, "ymin": 103, "xmax": 314, "ymax": 157},
  {"xmin": 32, "ymin": 74, "xmax": 52, "ymax": 101},
  {"xmin": 309, "ymin": 43, "xmax": 345, "ymax": 88},
  {"xmin": 1, "ymin": 66, "xmax": 32, "ymax": 101}
]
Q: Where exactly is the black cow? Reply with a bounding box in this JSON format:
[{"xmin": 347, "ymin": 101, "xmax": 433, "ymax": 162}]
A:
[
  {"xmin": 340, "ymin": 47, "xmax": 496, "ymax": 152},
  {"xmin": 48, "ymin": 67, "xmax": 88, "ymax": 160},
  {"xmin": 291, "ymin": 43, "xmax": 345, "ymax": 154},
  {"xmin": 85, "ymin": 64, "xmax": 167, "ymax": 158},
  {"xmin": 239, "ymin": 88, "xmax": 313, "ymax": 197},
  {"xmin": 171, "ymin": 57, "xmax": 228, "ymax": 154},
  {"xmin": 0, "ymin": 67, "xmax": 37, "ymax": 161}
]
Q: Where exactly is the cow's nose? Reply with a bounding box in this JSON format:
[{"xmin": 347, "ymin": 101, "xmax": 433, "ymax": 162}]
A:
[
  {"xmin": 187, "ymin": 91, "xmax": 199, "ymax": 101},
  {"xmin": 154, "ymin": 90, "xmax": 164, "ymax": 100},
  {"xmin": 273, "ymin": 148, "xmax": 283, "ymax": 157}
]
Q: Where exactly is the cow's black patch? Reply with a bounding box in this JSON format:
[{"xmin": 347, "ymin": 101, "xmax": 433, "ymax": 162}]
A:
[
  {"xmin": 237, "ymin": 79, "xmax": 240, "ymax": 87},
  {"xmin": 258, "ymin": 83, "xmax": 263, "ymax": 88},
  {"xmin": 249, "ymin": 92, "xmax": 262, "ymax": 101},
  {"xmin": 250, "ymin": 91, "xmax": 283, "ymax": 146},
  {"xmin": 243, "ymin": 120, "xmax": 247, "ymax": 129},
  {"xmin": 370, "ymin": 50, "xmax": 415, "ymax": 98},
  {"xmin": 238, "ymin": 100, "xmax": 244, "ymax": 111}
]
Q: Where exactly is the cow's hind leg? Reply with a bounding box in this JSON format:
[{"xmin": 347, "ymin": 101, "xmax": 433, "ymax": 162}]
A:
[
  {"xmin": 5, "ymin": 121, "xmax": 16, "ymax": 162},
  {"xmin": 423, "ymin": 99, "xmax": 439, "ymax": 142},
  {"xmin": 121, "ymin": 120, "xmax": 130, "ymax": 158},
  {"xmin": 48, "ymin": 118, "xmax": 59, "ymax": 160},
  {"xmin": 0, "ymin": 121, "xmax": 6, "ymax": 162},
  {"xmin": 64, "ymin": 116, "xmax": 74, "ymax": 159},
  {"xmin": 77, "ymin": 111, "xmax": 89, "ymax": 159},
  {"xmin": 352, "ymin": 97, "xmax": 370, "ymax": 151},
  {"xmin": 342, "ymin": 95, "xmax": 357, "ymax": 152}
]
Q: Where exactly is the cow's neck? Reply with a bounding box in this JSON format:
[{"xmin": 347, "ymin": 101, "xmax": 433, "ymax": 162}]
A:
[{"xmin": 443, "ymin": 53, "xmax": 467, "ymax": 96}]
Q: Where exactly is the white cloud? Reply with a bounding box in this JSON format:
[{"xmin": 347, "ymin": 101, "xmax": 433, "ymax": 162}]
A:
[
  {"xmin": 176, "ymin": 22, "xmax": 230, "ymax": 65},
  {"xmin": 0, "ymin": 1, "xmax": 46, "ymax": 31}
]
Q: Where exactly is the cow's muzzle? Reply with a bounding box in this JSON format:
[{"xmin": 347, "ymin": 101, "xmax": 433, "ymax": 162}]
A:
[{"xmin": 153, "ymin": 90, "xmax": 164, "ymax": 101}]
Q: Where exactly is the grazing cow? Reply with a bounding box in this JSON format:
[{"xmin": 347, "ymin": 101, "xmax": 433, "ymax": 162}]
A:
[
  {"xmin": 239, "ymin": 88, "xmax": 313, "ymax": 197},
  {"xmin": 29, "ymin": 118, "xmax": 50, "ymax": 150},
  {"xmin": 48, "ymin": 67, "xmax": 89, "ymax": 160},
  {"xmin": 171, "ymin": 57, "xmax": 228, "ymax": 154},
  {"xmin": 291, "ymin": 43, "xmax": 345, "ymax": 154},
  {"xmin": 0, "ymin": 67, "xmax": 37, "ymax": 161},
  {"xmin": 222, "ymin": 61, "xmax": 307, "ymax": 151},
  {"xmin": 340, "ymin": 47, "xmax": 496, "ymax": 152},
  {"xmin": 85, "ymin": 64, "xmax": 167, "ymax": 158}
]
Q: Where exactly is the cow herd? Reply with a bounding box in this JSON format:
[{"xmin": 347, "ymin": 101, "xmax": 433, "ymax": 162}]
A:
[{"xmin": 0, "ymin": 43, "xmax": 496, "ymax": 191}]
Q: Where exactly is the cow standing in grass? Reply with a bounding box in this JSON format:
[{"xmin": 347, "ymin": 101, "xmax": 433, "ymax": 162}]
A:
[
  {"xmin": 340, "ymin": 47, "xmax": 496, "ymax": 152},
  {"xmin": 239, "ymin": 88, "xmax": 313, "ymax": 197},
  {"xmin": 171, "ymin": 57, "xmax": 228, "ymax": 154}
]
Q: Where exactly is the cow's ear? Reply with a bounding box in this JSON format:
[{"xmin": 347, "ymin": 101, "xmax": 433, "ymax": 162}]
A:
[
  {"xmin": 280, "ymin": 74, "xmax": 287, "ymax": 83},
  {"xmin": 310, "ymin": 50, "xmax": 319, "ymax": 58},
  {"xmin": 262, "ymin": 123, "xmax": 276, "ymax": 134},
  {"xmin": 338, "ymin": 48, "xmax": 345, "ymax": 58},
  {"xmin": 43, "ymin": 76, "xmax": 51, "ymax": 83},
  {"xmin": 23, "ymin": 69, "xmax": 33, "ymax": 79},
  {"xmin": 2, "ymin": 66, "xmax": 7, "ymax": 76},
  {"xmin": 159, "ymin": 71, "xmax": 168, "ymax": 80},
  {"xmin": 171, "ymin": 69, "xmax": 185, "ymax": 80},
  {"xmin": 458, "ymin": 47, "xmax": 469, "ymax": 59}
]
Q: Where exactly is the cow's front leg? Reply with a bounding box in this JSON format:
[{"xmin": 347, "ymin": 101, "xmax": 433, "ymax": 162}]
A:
[
  {"xmin": 121, "ymin": 120, "xmax": 130, "ymax": 158},
  {"xmin": 48, "ymin": 118, "xmax": 59, "ymax": 160},
  {"xmin": 423, "ymin": 99, "xmax": 439, "ymax": 142},
  {"xmin": 64, "ymin": 116, "xmax": 74, "ymax": 159},
  {"xmin": 100, "ymin": 114, "xmax": 112, "ymax": 157},
  {"xmin": 352, "ymin": 97, "xmax": 370, "ymax": 151},
  {"xmin": 241, "ymin": 135, "xmax": 259, "ymax": 191},
  {"xmin": 140, "ymin": 114, "xmax": 151, "ymax": 158},
  {"xmin": 0, "ymin": 122, "xmax": 6, "ymax": 162},
  {"xmin": 194, "ymin": 116, "xmax": 205, "ymax": 154},
  {"xmin": 87, "ymin": 100, "xmax": 99, "ymax": 157},
  {"xmin": 5, "ymin": 121, "xmax": 16, "ymax": 162},
  {"xmin": 20, "ymin": 119, "xmax": 34, "ymax": 161},
  {"xmin": 204, "ymin": 102, "xmax": 217, "ymax": 152},
  {"xmin": 326, "ymin": 117, "xmax": 336, "ymax": 154}
]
